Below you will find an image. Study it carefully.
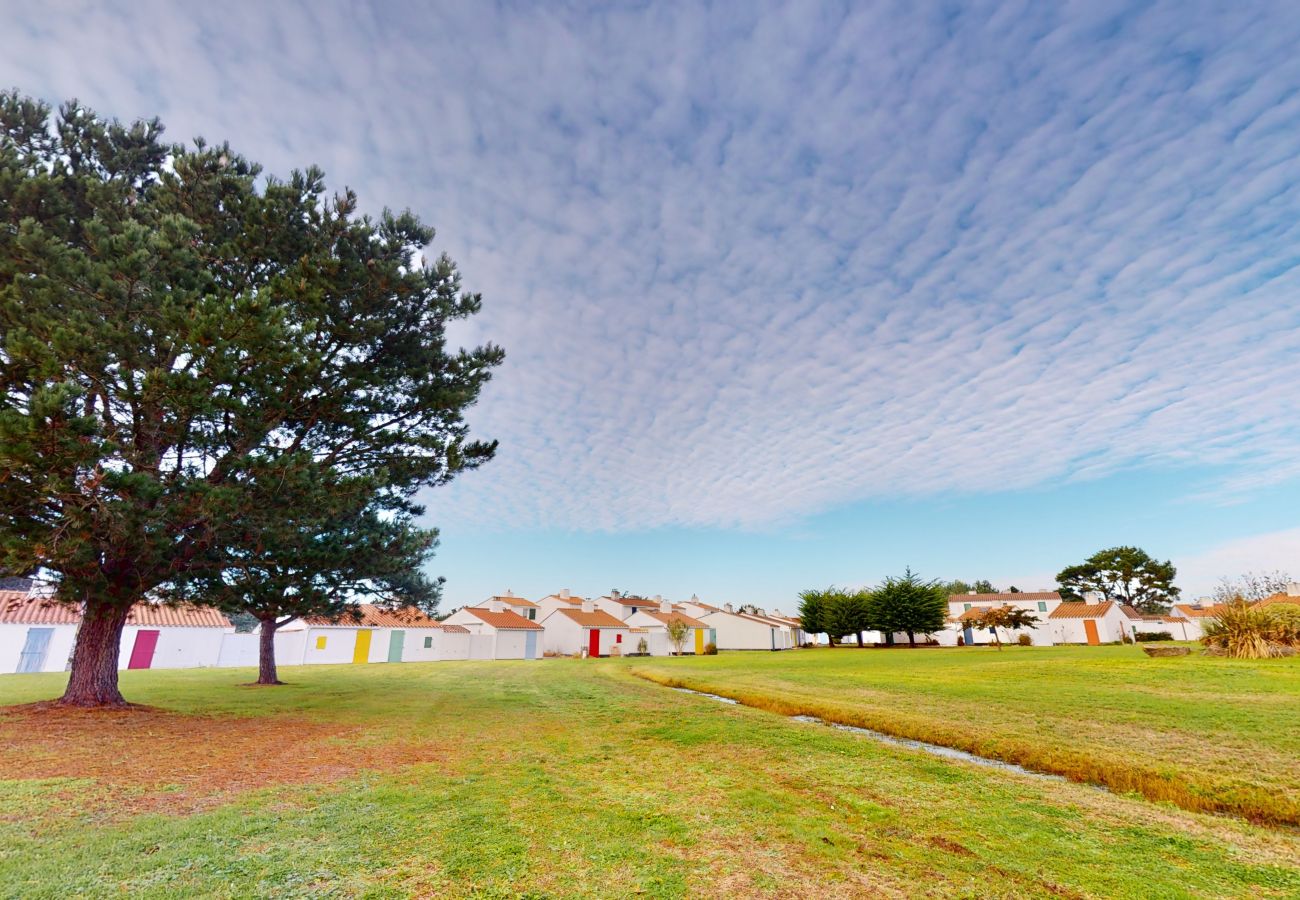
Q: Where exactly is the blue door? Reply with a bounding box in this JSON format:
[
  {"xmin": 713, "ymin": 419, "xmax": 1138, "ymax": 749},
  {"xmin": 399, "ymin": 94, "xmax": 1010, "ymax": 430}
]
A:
[
  {"xmin": 962, "ymin": 625, "xmax": 975, "ymax": 645},
  {"xmin": 524, "ymin": 630, "xmax": 538, "ymax": 660},
  {"xmin": 17, "ymin": 627, "xmax": 53, "ymax": 673}
]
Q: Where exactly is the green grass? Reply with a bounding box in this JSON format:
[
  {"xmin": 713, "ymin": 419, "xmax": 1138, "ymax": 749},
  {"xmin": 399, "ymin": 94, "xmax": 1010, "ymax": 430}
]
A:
[
  {"xmin": 0, "ymin": 657, "xmax": 1294, "ymax": 898},
  {"xmin": 626, "ymin": 644, "xmax": 1300, "ymax": 825}
]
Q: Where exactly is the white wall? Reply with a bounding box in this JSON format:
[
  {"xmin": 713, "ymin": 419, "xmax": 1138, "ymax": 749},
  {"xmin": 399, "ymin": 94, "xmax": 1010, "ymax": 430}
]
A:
[
  {"xmin": 494, "ymin": 630, "xmax": 529, "ymax": 659},
  {"xmin": 119, "ymin": 625, "xmax": 226, "ymax": 669},
  {"xmin": 216, "ymin": 631, "xmax": 308, "ymax": 668},
  {"xmin": 698, "ymin": 612, "xmax": 776, "ymax": 651},
  {"xmin": 0, "ymin": 623, "xmax": 77, "ymax": 674},
  {"xmin": 541, "ymin": 613, "xmax": 583, "ymax": 655},
  {"xmin": 467, "ymin": 633, "xmax": 496, "ymax": 660}
]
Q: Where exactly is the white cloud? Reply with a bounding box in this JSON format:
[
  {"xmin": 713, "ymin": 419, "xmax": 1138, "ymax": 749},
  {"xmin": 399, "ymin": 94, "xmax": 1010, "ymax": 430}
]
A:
[
  {"xmin": 6, "ymin": 1, "xmax": 1300, "ymax": 531},
  {"xmin": 1175, "ymin": 528, "xmax": 1300, "ymax": 597}
]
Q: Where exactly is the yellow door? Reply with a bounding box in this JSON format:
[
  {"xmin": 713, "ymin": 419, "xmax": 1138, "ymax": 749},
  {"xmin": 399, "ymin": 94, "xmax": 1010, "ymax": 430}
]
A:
[
  {"xmin": 694, "ymin": 629, "xmax": 704, "ymax": 655},
  {"xmin": 353, "ymin": 629, "xmax": 373, "ymax": 663}
]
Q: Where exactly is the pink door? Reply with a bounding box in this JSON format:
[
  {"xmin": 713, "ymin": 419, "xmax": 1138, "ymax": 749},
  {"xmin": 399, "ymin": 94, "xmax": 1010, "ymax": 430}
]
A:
[{"xmin": 128, "ymin": 630, "xmax": 160, "ymax": 669}]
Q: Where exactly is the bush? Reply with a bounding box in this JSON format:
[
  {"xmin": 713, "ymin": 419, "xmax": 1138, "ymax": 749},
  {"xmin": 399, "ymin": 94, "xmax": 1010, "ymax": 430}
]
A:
[
  {"xmin": 1017, "ymin": 634, "xmax": 1032, "ymax": 646},
  {"xmin": 636, "ymin": 637, "xmax": 648, "ymax": 656},
  {"xmin": 956, "ymin": 635, "xmax": 964, "ymax": 647},
  {"xmin": 1121, "ymin": 632, "xmax": 1134, "ymax": 644},
  {"xmin": 1135, "ymin": 631, "xmax": 1173, "ymax": 642},
  {"xmin": 703, "ymin": 642, "xmax": 718, "ymax": 655},
  {"xmin": 1202, "ymin": 601, "xmax": 1300, "ymax": 658}
]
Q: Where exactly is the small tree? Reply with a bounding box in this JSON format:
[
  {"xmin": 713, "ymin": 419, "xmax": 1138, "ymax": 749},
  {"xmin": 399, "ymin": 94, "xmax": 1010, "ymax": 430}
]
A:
[
  {"xmin": 866, "ymin": 569, "xmax": 947, "ymax": 646},
  {"xmin": 827, "ymin": 589, "xmax": 872, "ymax": 646},
  {"xmin": 963, "ymin": 605, "xmax": 1040, "ymax": 650},
  {"xmin": 1056, "ymin": 547, "xmax": 1179, "ymax": 614},
  {"xmin": 665, "ymin": 618, "xmax": 691, "ymax": 655}
]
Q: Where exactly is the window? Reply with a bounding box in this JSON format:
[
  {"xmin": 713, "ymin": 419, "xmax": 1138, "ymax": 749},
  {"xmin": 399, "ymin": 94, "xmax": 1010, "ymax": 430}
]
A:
[
  {"xmin": 424, "ymin": 636, "xmax": 433, "ymax": 649},
  {"xmin": 528, "ymin": 609, "xmax": 536, "ymax": 620},
  {"xmin": 315, "ymin": 636, "xmax": 327, "ymax": 650},
  {"xmin": 1037, "ymin": 601, "xmax": 1047, "ymax": 612},
  {"xmin": 963, "ymin": 603, "xmax": 971, "ymax": 611}
]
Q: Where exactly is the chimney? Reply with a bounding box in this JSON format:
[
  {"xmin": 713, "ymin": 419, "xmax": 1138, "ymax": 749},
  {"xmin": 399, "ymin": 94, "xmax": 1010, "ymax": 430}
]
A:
[
  {"xmin": 724, "ymin": 602, "xmax": 734, "ymax": 614},
  {"xmin": 968, "ymin": 590, "xmax": 977, "ymax": 595},
  {"xmin": 1083, "ymin": 591, "xmax": 1104, "ymax": 605},
  {"xmin": 560, "ymin": 588, "xmax": 570, "ymax": 599},
  {"xmin": 1287, "ymin": 582, "xmax": 1300, "ymax": 597},
  {"xmin": 657, "ymin": 594, "xmax": 672, "ymax": 613},
  {"xmin": 505, "ymin": 589, "xmax": 514, "ymax": 597},
  {"xmin": 610, "ymin": 589, "xmax": 619, "ymax": 599},
  {"xmin": 581, "ymin": 597, "xmax": 594, "ymax": 613},
  {"xmin": 487, "ymin": 597, "xmax": 504, "ymax": 612}
]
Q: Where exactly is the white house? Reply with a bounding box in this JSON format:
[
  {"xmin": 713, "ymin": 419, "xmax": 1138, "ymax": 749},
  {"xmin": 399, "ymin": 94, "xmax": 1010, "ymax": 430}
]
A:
[
  {"xmin": 626, "ymin": 598, "xmax": 712, "ymax": 654},
  {"xmin": 1047, "ymin": 596, "xmax": 1131, "ymax": 645},
  {"xmin": 272, "ymin": 604, "xmax": 470, "ymax": 666},
  {"xmin": 682, "ymin": 599, "xmax": 794, "ymax": 651},
  {"xmin": 948, "ymin": 592, "xmax": 1061, "ymax": 646},
  {"xmin": 539, "ymin": 601, "xmax": 630, "ymax": 657},
  {"xmin": 443, "ymin": 599, "xmax": 545, "ymax": 659},
  {"xmin": 593, "ymin": 591, "xmax": 664, "ymax": 621},
  {"xmin": 488, "ymin": 590, "xmax": 541, "ymax": 622},
  {"xmin": 535, "ymin": 589, "xmax": 588, "ymax": 621},
  {"xmin": 0, "ymin": 590, "xmax": 232, "ymax": 674}
]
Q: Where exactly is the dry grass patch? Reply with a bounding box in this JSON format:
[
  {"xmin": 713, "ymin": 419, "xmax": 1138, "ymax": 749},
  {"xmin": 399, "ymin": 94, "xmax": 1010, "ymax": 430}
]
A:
[{"xmin": 0, "ymin": 702, "xmax": 447, "ymax": 817}]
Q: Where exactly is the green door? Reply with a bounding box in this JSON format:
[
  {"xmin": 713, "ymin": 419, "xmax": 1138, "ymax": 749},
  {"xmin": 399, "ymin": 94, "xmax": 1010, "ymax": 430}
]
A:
[{"xmin": 387, "ymin": 630, "xmax": 405, "ymax": 663}]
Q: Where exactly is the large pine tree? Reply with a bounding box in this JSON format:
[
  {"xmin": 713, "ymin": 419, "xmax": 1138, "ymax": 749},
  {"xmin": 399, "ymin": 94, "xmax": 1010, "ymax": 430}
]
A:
[{"xmin": 0, "ymin": 92, "xmax": 502, "ymax": 705}]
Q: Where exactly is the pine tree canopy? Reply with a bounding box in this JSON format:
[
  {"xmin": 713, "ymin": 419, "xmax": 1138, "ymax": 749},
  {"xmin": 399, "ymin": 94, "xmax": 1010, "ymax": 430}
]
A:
[{"xmin": 0, "ymin": 91, "xmax": 503, "ymax": 703}]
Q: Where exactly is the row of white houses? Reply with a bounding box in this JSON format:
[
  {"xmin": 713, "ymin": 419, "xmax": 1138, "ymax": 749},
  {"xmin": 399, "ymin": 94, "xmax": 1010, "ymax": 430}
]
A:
[{"xmin": 0, "ymin": 584, "xmax": 808, "ymax": 675}]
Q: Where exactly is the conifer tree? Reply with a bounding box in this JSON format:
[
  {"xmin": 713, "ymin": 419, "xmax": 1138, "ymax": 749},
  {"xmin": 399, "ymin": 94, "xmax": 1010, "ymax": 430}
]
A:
[
  {"xmin": 0, "ymin": 92, "xmax": 502, "ymax": 705},
  {"xmin": 866, "ymin": 568, "xmax": 948, "ymax": 646}
]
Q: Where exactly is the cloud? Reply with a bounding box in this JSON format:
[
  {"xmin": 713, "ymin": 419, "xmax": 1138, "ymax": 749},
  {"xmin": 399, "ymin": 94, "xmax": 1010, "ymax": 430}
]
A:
[
  {"xmin": 6, "ymin": 1, "xmax": 1300, "ymax": 531},
  {"xmin": 1175, "ymin": 528, "xmax": 1300, "ymax": 597}
]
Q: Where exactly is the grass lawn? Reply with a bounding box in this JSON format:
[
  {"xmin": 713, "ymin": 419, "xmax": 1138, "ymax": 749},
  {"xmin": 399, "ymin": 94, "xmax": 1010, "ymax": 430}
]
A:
[
  {"xmin": 627, "ymin": 645, "xmax": 1300, "ymax": 826},
  {"xmin": 0, "ymin": 658, "xmax": 1293, "ymax": 898}
]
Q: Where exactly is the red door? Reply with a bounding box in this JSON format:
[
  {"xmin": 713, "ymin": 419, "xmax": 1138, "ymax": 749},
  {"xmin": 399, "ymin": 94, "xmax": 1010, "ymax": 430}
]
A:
[
  {"xmin": 128, "ymin": 630, "xmax": 160, "ymax": 669},
  {"xmin": 588, "ymin": 628, "xmax": 601, "ymax": 658}
]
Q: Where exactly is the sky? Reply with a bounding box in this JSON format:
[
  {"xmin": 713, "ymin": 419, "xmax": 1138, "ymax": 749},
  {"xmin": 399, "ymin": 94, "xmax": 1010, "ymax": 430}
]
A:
[{"xmin": 4, "ymin": 0, "xmax": 1300, "ymax": 607}]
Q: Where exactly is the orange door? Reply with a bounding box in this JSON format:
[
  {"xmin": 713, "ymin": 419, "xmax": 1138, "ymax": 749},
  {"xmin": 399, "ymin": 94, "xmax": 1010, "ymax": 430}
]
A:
[{"xmin": 1083, "ymin": 620, "xmax": 1100, "ymax": 645}]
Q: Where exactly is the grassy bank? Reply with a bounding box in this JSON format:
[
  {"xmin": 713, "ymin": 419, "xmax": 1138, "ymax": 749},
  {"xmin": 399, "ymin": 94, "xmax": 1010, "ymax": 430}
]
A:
[
  {"xmin": 626, "ymin": 644, "xmax": 1300, "ymax": 826},
  {"xmin": 0, "ymin": 660, "xmax": 1295, "ymax": 898}
]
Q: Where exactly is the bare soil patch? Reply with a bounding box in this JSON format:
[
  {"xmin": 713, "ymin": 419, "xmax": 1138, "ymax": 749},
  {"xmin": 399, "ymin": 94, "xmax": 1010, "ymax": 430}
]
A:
[{"xmin": 0, "ymin": 702, "xmax": 446, "ymax": 818}]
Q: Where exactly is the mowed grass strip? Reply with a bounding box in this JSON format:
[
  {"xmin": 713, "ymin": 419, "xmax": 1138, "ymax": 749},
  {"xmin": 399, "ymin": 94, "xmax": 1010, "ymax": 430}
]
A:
[
  {"xmin": 626, "ymin": 644, "xmax": 1300, "ymax": 826},
  {"xmin": 0, "ymin": 661, "xmax": 1291, "ymax": 898}
]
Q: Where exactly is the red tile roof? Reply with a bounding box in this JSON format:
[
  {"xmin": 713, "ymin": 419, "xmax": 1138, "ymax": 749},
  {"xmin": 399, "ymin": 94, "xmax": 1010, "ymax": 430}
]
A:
[
  {"xmin": 302, "ymin": 604, "xmax": 446, "ymax": 628},
  {"xmin": 1172, "ymin": 603, "xmax": 1230, "ymax": 619},
  {"xmin": 439, "ymin": 623, "xmax": 471, "ymax": 634},
  {"xmin": 462, "ymin": 607, "xmax": 544, "ymax": 630},
  {"xmin": 554, "ymin": 608, "xmax": 628, "ymax": 628},
  {"xmin": 638, "ymin": 609, "xmax": 708, "ymax": 628},
  {"xmin": 494, "ymin": 595, "xmax": 538, "ymax": 608},
  {"xmin": 949, "ymin": 592, "xmax": 1060, "ymax": 603},
  {"xmin": 0, "ymin": 593, "xmax": 229, "ymax": 627},
  {"xmin": 1255, "ymin": 593, "xmax": 1300, "ymax": 608},
  {"xmin": 1048, "ymin": 601, "xmax": 1116, "ymax": 619}
]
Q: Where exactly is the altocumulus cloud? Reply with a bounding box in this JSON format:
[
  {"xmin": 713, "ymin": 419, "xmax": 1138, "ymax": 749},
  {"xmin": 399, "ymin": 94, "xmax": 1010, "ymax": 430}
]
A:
[{"xmin": 6, "ymin": 0, "xmax": 1300, "ymax": 530}]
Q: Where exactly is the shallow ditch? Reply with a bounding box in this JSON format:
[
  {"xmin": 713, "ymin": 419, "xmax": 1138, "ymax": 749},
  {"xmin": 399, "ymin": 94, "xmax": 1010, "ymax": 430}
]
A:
[{"xmin": 671, "ymin": 686, "xmax": 1069, "ymax": 783}]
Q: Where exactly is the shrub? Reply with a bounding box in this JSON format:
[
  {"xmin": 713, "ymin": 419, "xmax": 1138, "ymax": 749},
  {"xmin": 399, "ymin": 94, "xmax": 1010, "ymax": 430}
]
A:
[
  {"xmin": 703, "ymin": 642, "xmax": 718, "ymax": 655},
  {"xmin": 1017, "ymin": 634, "xmax": 1032, "ymax": 646},
  {"xmin": 1135, "ymin": 631, "xmax": 1173, "ymax": 642},
  {"xmin": 956, "ymin": 635, "xmax": 964, "ymax": 647},
  {"xmin": 1202, "ymin": 600, "xmax": 1300, "ymax": 658},
  {"xmin": 1120, "ymin": 632, "xmax": 1134, "ymax": 644},
  {"xmin": 636, "ymin": 637, "xmax": 648, "ymax": 656}
]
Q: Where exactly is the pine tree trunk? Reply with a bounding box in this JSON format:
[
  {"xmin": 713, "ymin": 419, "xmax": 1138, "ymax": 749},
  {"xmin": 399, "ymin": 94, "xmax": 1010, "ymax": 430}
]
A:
[
  {"xmin": 907, "ymin": 630, "xmax": 916, "ymax": 647},
  {"xmin": 855, "ymin": 632, "xmax": 863, "ymax": 647},
  {"xmin": 257, "ymin": 617, "xmax": 283, "ymax": 685},
  {"xmin": 60, "ymin": 602, "xmax": 131, "ymax": 707}
]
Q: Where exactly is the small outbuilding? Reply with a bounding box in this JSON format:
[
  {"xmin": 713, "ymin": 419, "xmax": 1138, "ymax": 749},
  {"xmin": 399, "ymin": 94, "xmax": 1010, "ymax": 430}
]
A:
[
  {"xmin": 626, "ymin": 599, "xmax": 711, "ymax": 655},
  {"xmin": 540, "ymin": 602, "xmax": 631, "ymax": 657},
  {"xmin": 1047, "ymin": 599, "xmax": 1130, "ymax": 645},
  {"xmin": 442, "ymin": 599, "xmax": 545, "ymax": 659}
]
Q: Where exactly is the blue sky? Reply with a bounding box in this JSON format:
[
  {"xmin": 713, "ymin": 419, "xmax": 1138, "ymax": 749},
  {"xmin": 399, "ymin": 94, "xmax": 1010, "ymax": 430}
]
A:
[{"xmin": 5, "ymin": 1, "xmax": 1300, "ymax": 605}]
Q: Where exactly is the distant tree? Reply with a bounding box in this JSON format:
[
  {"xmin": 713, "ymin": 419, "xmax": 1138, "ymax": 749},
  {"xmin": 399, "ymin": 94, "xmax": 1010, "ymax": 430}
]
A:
[
  {"xmin": 867, "ymin": 569, "xmax": 948, "ymax": 646},
  {"xmin": 964, "ymin": 606, "xmax": 1040, "ymax": 650},
  {"xmin": 1212, "ymin": 571, "xmax": 1293, "ymax": 605},
  {"xmin": 0, "ymin": 92, "xmax": 502, "ymax": 706},
  {"xmin": 820, "ymin": 587, "xmax": 872, "ymax": 646},
  {"xmin": 943, "ymin": 579, "xmax": 998, "ymax": 596},
  {"xmin": 738, "ymin": 603, "xmax": 761, "ymax": 615},
  {"xmin": 1056, "ymin": 547, "xmax": 1179, "ymax": 614},
  {"xmin": 797, "ymin": 587, "xmax": 833, "ymax": 644},
  {"xmin": 1007, "ymin": 586, "xmax": 1021, "ymax": 593},
  {"xmin": 666, "ymin": 618, "xmax": 691, "ymax": 655}
]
